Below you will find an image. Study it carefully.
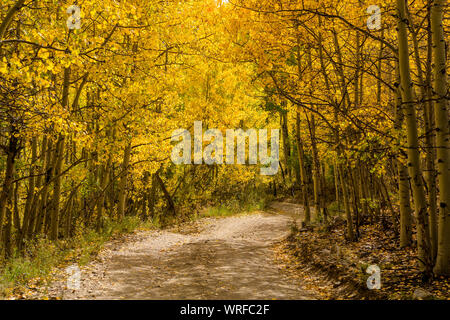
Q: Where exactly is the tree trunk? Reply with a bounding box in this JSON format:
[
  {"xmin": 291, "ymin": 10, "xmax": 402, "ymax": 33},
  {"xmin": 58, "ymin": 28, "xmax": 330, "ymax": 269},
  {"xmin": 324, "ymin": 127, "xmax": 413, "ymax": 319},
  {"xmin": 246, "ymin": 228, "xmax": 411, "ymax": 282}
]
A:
[
  {"xmin": 399, "ymin": 161, "xmax": 413, "ymax": 247},
  {"xmin": 117, "ymin": 143, "xmax": 132, "ymax": 219},
  {"xmin": 0, "ymin": 0, "xmax": 25, "ymax": 40},
  {"xmin": 431, "ymin": 0, "xmax": 450, "ymax": 276},
  {"xmin": 338, "ymin": 164, "xmax": 355, "ymax": 241},
  {"xmin": 50, "ymin": 135, "xmax": 64, "ymax": 240},
  {"xmin": 34, "ymin": 137, "xmax": 53, "ymax": 235},
  {"xmin": 280, "ymin": 109, "xmax": 291, "ymax": 182},
  {"xmin": 295, "ymin": 112, "xmax": 311, "ymax": 224},
  {"xmin": 408, "ymin": 1, "xmax": 439, "ymax": 260},
  {"xmin": 396, "ymin": 0, "xmax": 432, "ymax": 273},
  {"xmin": 308, "ymin": 114, "xmax": 321, "ymax": 220},
  {"xmin": 27, "ymin": 135, "xmax": 47, "ymax": 238},
  {"xmin": 18, "ymin": 136, "xmax": 37, "ymax": 249},
  {"xmin": 96, "ymin": 158, "xmax": 111, "ymax": 231},
  {"xmin": 155, "ymin": 171, "xmax": 176, "ymax": 216},
  {"xmin": 0, "ymin": 134, "xmax": 18, "ymax": 257},
  {"xmin": 394, "ymin": 61, "xmax": 413, "ymax": 247}
]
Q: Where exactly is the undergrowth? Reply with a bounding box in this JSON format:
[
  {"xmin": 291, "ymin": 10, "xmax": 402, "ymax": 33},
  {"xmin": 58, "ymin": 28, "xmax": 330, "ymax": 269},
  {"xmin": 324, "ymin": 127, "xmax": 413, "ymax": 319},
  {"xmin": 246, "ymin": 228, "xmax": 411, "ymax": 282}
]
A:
[
  {"xmin": 0, "ymin": 216, "xmax": 158, "ymax": 297},
  {"xmin": 0, "ymin": 195, "xmax": 269, "ymax": 298},
  {"xmin": 202, "ymin": 194, "xmax": 271, "ymax": 218}
]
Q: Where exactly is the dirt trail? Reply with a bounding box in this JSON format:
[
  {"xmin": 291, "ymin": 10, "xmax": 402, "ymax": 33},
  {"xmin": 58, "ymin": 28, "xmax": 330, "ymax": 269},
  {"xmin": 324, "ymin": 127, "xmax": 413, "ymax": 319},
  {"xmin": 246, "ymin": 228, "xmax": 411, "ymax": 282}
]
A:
[{"xmin": 39, "ymin": 203, "xmax": 315, "ymax": 300}]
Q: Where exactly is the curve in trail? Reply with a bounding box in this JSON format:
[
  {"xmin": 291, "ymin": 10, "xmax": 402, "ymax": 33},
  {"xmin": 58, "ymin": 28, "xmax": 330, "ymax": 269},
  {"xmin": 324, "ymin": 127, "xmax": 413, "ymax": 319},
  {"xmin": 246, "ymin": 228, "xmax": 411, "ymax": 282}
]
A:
[{"xmin": 58, "ymin": 207, "xmax": 315, "ymax": 300}]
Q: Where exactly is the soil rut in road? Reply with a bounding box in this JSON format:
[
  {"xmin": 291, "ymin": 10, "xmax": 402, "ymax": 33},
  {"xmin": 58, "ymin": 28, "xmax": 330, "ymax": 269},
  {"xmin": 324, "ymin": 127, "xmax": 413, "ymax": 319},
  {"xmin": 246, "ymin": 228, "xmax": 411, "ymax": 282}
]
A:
[{"xmin": 44, "ymin": 208, "xmax": 315, "ymax": 300}]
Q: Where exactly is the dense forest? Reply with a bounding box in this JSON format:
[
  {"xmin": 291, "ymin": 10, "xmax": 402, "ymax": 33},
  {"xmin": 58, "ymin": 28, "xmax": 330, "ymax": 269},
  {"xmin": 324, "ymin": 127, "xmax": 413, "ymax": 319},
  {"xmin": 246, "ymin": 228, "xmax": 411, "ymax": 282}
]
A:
[{"xmin": 0, "ymin": 0, "xmax": 449, "ymax": 296}]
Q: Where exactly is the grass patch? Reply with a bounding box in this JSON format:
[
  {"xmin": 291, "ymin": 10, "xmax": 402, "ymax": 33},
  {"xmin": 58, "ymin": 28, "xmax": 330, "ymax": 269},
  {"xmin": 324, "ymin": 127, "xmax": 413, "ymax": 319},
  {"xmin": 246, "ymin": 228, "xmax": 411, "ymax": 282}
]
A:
[
  {"xmin": 204, "ymin": 205, "xmax": 234, "ymax": 217},
  {"xmin": 202, "ymin": 196, "xmax": 270, "ymax": 218},
  {"xmin": 326, "ymin": 201, "xmax": 344, "ymax": 216}
]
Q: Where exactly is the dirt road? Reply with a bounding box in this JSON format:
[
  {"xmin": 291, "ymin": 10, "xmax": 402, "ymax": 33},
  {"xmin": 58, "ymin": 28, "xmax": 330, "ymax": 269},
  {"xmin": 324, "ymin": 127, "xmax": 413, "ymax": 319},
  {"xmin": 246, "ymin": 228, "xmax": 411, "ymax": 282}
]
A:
[{"xmin": 38, "ymin": 203, "xmax": 315, "ymax": 300}]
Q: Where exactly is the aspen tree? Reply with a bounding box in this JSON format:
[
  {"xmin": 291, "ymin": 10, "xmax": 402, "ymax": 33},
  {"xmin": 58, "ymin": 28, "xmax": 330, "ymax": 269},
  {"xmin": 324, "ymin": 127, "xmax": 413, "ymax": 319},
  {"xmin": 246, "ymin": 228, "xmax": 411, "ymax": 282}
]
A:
[
  {"xmin": 296, "ymin": 112, "xmax": 311, "ymax": 224},
  {"xmin": 396, "ymin": 0, "xmax": 432, "ymax": 272},
  {"xmin": 394, "ymin": 62, "xmax": 413, "ymax": 247},
  {"xmin": 407, "ymin": 2, "xmax": 438, "ymax": 258},
  {"xmin": 431, "ymin": 0, "xmax": 450, "ymax": 276}
]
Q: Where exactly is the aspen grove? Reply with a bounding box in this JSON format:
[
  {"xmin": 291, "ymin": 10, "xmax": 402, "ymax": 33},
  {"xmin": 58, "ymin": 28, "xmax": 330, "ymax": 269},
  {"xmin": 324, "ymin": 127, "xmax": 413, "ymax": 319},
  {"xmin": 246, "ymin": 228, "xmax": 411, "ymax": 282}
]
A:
[{"xmin": 0, "ymin": 0, "xmax": 449, "ymax": 289}]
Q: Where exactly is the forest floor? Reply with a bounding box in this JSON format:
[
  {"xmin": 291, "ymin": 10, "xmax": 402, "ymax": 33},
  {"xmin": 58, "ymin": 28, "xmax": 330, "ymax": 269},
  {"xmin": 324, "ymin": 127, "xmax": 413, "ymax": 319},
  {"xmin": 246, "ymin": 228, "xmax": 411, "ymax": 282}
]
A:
[
  {"xmin": 274, "ymin": 202, "xmax": 450, "ymax": 300},
  {"xmin": 22, "ymin": 204, "xmax": 316, "ymax": 300}
]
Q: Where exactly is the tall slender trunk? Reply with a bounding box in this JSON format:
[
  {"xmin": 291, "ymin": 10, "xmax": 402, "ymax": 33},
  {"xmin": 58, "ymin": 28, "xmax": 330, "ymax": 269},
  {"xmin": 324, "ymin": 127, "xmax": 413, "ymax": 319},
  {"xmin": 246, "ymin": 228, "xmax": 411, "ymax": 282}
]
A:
[
  {"xmin": 408, "ymin": 1, "xmax": 439, "ymax": 259},
  {"xmin": 117, "ymin": 143, "xmax": 132, "ymax": 218},
  {"xmin": 358, "ymin": 165, "xmax": 369, "ymax": 220},
  {"xmin": 0, "ymin": 133, "xmax": 18, "ymax": 257},
  {"xmin": 27, "ymin": 136, "xmax": 47, "ymax": 238},
  {"xmin": 155, "ymin": 171, "xmax": 176, "ymax": 216},
  {"xmin": 431, "ymin": 0, "xmax": 450, "ymax": 276},
  {"xmin": 34, "ymin": 137, "xmax": 52, "ymax": 235},
  {"xmin": 377, "ymin": 29, "xmax": 384, "ymax": 105},
  {"xmin": 308, "ymin": 114, "xmax": 321, "ymax": 220},
  {"xmin": 13, "ymin": 181, "xmax": 20, "ymax": 238},
  {"xmin": 334, "ymin": 160, "xmax": 340, "ymax": 213},
  {"xmin": 338, "ymin": 164, "xmax": 355, "ymax": 241},
  {"xmin": 49, "ymin": 67, "xmax": 70, "ymax": 240},
  {"xmin": 396, "ymin": 0, "xmax": 432, "ymax": 272},
  {"xmin": 380, "ymin": 177, "xmax": 398, "ymax": 233},
  {"xmin": 320, "ymin": 162, "xmax": 329, "ymax": 224},
  {"xmin": 295, "ymin": 112, "xmax": 311, "ymax": 224},
  {"xmin": 18, "ymin": 137, "xmax": 37, "ymax": 249},
  {"xmin": 280, "ymin": 109, "xmax": 291, "ymax": 182},
  {"xmin": 394, "ymin": 61, "xmax": 413, "ymax": 247},
  {"xmin": 96, "ymin": 157, "xmax": 111, "ymax": 231},
  {"xmin": 332, "ymin": 30, "xmax": 351, "ymax": 110},
  {"xmin": 49, "ymin": 135, "xmax": 64, "ymax": 240},
  {"xmin": 0, "ymin": 0, "xmax": 25, "ymax": 40},
  {"xmin": 399, "ymin": 162, "xmax": 413, "ymax": 246},
  {"xmin": 425, "ymin": 6, "xmax": 438, "ymax": 262},
  {"xmin": 348, "ymin": 168, "xmax": 360, "ymax": 235},
  {"xmin": 354, "ymin": 31, "xmax": 360, "ymax": 110}
]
